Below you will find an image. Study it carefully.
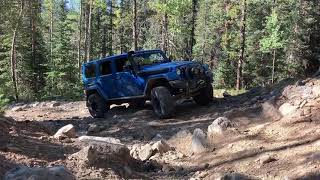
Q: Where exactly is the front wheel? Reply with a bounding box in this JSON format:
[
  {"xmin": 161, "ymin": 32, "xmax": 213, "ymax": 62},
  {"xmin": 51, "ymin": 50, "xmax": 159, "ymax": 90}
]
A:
[
  {"xmin": 193, "ymin": 84, "xmax": 213, "ymax": 106},
  {"xmin": 151, "ymin": 86, "xmax": 175, "ymax": 119},
  {"xmin": 87, "ymin": 93, "xmax": 109, "ymax": 118}
]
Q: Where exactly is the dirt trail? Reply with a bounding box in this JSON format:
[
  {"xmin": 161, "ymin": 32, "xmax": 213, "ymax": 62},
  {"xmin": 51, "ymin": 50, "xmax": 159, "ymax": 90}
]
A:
[{"xmin": 1, "ymin": 77, "xmax": 320, "ymax": 179}]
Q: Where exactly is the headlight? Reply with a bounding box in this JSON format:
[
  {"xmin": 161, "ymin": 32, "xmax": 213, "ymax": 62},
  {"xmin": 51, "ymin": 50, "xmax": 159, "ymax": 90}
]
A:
[{"xmin": 176, "ymin": 68, "xmax": 182, "ymax": 75}]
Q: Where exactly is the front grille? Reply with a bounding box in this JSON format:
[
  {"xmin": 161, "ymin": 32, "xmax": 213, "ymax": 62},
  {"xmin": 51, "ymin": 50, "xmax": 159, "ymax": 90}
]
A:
[{"xmin": 182, "ymin": 65, "xmax": 205, "ymax": 80}]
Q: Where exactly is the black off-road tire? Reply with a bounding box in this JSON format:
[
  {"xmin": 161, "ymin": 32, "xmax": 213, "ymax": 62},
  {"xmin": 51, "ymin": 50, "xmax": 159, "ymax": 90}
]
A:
[
  {"xmin": 87, "ymin": 93, "xmax": 109, "ymax": 118},
  {"xmin": 193, "ymin": 84, "xmax": 213, "ymax": 106},
  {"xmin": 151, "ymin": 86, "xmax": 175, "ymax": 119}
]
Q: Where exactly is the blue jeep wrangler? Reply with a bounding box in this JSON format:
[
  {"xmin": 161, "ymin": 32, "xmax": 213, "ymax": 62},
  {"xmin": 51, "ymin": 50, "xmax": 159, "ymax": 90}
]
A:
[{"xmin": 82, "ymin": 50, "xmax": 213, "ymax": 118}]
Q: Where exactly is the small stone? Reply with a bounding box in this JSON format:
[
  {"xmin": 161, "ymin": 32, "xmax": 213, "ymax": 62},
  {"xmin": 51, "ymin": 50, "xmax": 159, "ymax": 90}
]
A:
[
  {"xmin": 162, "ymin": 164, "xmax": 174, "ymax": 173},
  {"xmin": 191, "ymin": 128, "xmax": 208, "ymax": 154},
  {"xmin": 88, "ymin": 124, "xmax": 101, "ymax": 134},
  {"xmin": 50, "ymin": 101, "xmax": 61, "ymax": 108},
  {"xmin": 207, "ymin": 117, "xmax": 233, "ymax": 136},
  {"xmin": 53, "ymin": 124, "xmax": 76, "ymax": 139},
  {"xmin": 223, "ymin": 91, "xmax": 231, "ymax": 97},
  {"xmin": 257, "ymin": 154, "xmax": 277, "ymax": 165},
  {"xmin": 12, "ymin": 106, "xmax": 23, "ymax": 112},
  {"xmin": 138, "ymin": 143, "xmax": 153, "ymax": 161},
  {"xmin": 151, "ymin": 140, "xmax": 172, "ymax": 154}
]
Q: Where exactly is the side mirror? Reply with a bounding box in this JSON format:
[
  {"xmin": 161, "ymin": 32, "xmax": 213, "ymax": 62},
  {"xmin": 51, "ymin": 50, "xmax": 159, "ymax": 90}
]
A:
[{"xmin": 168, "ymin": 55, "xmax": 174, "ymax": 62}]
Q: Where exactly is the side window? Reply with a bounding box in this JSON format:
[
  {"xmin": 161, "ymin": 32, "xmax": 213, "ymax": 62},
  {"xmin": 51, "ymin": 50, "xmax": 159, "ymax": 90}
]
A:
[
  {"xmin": 85, "ymin": 64, "xmax": 96, "ymax": 78},
  {"xmin": 100, "ymin": 61, "xmax": 112, "ymax": 75},
  {"xmin": 115, "ymin": 58, "xmax": 129, "ymax": 72}
]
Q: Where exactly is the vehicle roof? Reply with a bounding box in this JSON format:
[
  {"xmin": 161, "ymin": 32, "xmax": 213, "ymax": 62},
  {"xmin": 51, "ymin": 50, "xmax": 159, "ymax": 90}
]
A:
[{"xmin": 83, "ymin": 49, "xmax": 163, "ymax": 65}]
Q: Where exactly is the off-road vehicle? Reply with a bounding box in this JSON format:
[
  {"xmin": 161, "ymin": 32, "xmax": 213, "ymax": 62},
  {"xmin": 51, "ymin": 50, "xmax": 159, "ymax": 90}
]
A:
[{"xmin": 82, "ymin": 50, "xmax": 213, "ymax": 118}]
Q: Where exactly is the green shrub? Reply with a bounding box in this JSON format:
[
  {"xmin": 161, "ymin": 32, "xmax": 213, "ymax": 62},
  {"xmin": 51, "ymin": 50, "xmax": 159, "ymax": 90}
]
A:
[{"xmin": 0, "ymin": 94, "xmax": 10, "ymax": 113}]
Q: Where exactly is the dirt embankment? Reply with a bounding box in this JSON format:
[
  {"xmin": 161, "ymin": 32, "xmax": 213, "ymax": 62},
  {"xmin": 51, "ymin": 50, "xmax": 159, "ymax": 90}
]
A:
[{"xmin": 1, "ymin": 77, "xmax": 320, "ymax": 179}]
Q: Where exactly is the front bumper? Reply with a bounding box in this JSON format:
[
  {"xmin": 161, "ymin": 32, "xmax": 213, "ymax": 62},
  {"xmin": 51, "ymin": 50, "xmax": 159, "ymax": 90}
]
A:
[{"xmin": 169, "ymin": 79, "xmax": 207, "ymax": 95}]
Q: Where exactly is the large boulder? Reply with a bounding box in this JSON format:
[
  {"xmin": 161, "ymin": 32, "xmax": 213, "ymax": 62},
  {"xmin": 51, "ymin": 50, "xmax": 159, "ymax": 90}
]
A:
[
  {"xmin": 312, "ymin": 85, "xmax": 320, "ymax": 97},
  {"xmin": 207, "ymin": 117, "xmax": 233, "ymax": 136},
  {"xmin": 68, "ymin": 146, "xmax": 98, "ymax": 165},
  {"xmin": 278, "ymin": 103, "xmax": 298, "ymax": 116},
  {"xmin": 68, "ymin": 142, "xmax": 141, "ymax": 178},
  {"xmin": 4, "ymin": 166, "xmax": 75, "ymax": 180},
  {"xmin": 261, "ymin": 100, "xmax": 282, "ymax": 121},
  {"xmin": 53, "ymin": 124, "xmax": 76, "ymax": 139},
  {"xmin": 191, "ymin": 128, "xmax": 208, "ymax": 154}
]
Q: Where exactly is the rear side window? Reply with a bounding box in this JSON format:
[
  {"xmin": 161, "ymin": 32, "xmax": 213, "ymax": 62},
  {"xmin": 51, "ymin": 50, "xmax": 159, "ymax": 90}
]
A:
[
  {"xmin": 115, "ymin": 58, "xmax": 129, "ymax": 72},
  {"xmin": 100, "ymin": 61, "xmax": 112, "ymax": 75},
  {"xmin": 85, "ymin": 64, "xmax": 96, "ymax": 78}
]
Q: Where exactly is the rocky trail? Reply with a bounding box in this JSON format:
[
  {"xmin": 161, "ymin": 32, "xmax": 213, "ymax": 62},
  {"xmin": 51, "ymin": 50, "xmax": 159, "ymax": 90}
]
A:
[{"xmin": 1, "ymin": 77, "xmax": 320, "ymax": 179}]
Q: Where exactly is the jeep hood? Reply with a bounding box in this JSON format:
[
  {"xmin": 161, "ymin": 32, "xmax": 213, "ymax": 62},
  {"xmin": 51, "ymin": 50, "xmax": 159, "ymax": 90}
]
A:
[{"xmin": 141, "ymin": 61, "xmax": 196, "ymax": 72}]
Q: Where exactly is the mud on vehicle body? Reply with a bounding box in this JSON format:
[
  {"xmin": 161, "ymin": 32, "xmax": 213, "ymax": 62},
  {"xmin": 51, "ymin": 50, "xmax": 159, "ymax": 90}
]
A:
[{"xmin": 82, "ymin": 49, "xmax": 213, "ymax": 118}]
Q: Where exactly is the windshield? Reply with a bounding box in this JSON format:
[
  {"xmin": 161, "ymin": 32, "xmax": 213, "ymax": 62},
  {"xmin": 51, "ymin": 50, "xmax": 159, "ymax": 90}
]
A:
[{"xmin": 133, "ymin": 52, "xmax": 167, "ymax": 66}]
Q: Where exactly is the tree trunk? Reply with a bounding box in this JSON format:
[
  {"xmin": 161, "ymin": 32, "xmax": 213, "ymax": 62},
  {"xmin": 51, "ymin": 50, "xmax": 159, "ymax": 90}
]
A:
[
  {"xmin": 77, "ymin": 0, "xmax": 83, "ymax": 74},
  {"xmin": 161, "ymin": 11, "xmax": 168, "ymax": 54},
  {"xmin": 87, "ymin": 0, "xmax": 93, "ymax": 62},
  {"xmin": 272, "ymin": 49, "xmax": 276, "ymax": 84},
  {"xmin": 96, "ymin": 6, "xmax": 101, "ymax": 57},
  {"xmin": 10, "ymin": 0, "xmax": 24, "ymax": 100},
  {"xmin": 109, "ymin": 0, "xmax": 113, "ymax": 55},
  {"xmin": 84, "ymin": 2, "xmax": 88, "ymax": 61},
  {"xmin": 132, "ymin": 0, "xmax": 138, "ymax": 51},
  {"xmin": 236, "ymin": 0, "xmax": 246, "ymax": 90},
  {"xmin": 101, "ymin": 25, "xmax": 107, "ymax": 57},
  {"xmin": 50, "ymin": 0, "xmax": 54, "ymax": 67},
  {"xmin": 189, "ymin": 0, "xmax": 198, "ymax": 59},
  {"xmin": 31, "ymin": 0, "xmax": 38, "ymax": 92},
  {"xmin": 119, "ymin": 0, "xmax": 124, "ymax": 53}
]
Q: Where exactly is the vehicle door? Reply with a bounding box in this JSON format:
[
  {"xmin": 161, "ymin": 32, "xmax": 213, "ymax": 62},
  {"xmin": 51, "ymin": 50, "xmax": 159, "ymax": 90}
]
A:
[
  {"xmin": 114, "ymin": 57, "xmax": 144, "ymax": 97},
  {"xmin": 97, "ymin": 60, "xmax": 117, "ymax": 99}
]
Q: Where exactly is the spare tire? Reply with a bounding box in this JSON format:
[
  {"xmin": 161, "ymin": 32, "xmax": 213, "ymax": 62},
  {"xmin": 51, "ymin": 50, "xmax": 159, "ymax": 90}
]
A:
[{"xmin": 151, "ymin": 86, "xmax": 175, "ymax": 118}]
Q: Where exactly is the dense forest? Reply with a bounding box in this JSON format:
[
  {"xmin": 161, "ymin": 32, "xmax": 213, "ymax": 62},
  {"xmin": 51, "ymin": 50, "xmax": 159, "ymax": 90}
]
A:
[{"xmin": 0, "ymin": 0, "xmax": 319, "ymax": 105}]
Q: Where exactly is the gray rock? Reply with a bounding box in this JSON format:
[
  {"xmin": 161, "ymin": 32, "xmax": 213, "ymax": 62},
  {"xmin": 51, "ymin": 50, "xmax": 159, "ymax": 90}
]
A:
[
  {"xmin": 87, "ymin": 124, "xmax": 101, "ymax": 134},
  {"xmin": 151, "ymin": 140, "xmax": 172, "ymax": 154},
  {"xmin": 11, "ymin": 106, "xmax": 24, "ymax": 112},
  {"xmin": 312, "ymin": 85, "xmax": 320, "ymax": 97},
  {"xmin": 278, "ymin": 103, "xmax": 298, "ymax": 116},
  {"xmin": 257, "ymin": 154, "xmax": 277, "ymax": 165},
  {"xmin": 68, "ymin": 143, "xmax": 140, "ymax": 178},
  {"xmin": 223, "ymin": 91, "xmax": 231, "ymax": 97},
  {"xmin": 78, "ymin": 136, "xmax": 122, "ymax": 145},
  {"xmin": 216, "ymin": 173, "xmax": 254, "ymax": 180},
  {"xmin": 53, "ymin": 124, "xmax": 76, "ymax": 139},
  {"xmin": 138, "ymin": 143, "xmax": 153, "ymax": 161},
  {"xmin": 50, "ymin": 101, "xmax": 61, "ymax": 108},
  {"xmin": 208, "ymin": 117, "xmax": 233, "ymax": 136},
  {"xmin": 191, "ymin": 128, "xmax": 208, "ymax": 154},
  {"xmin": 4, "ymin": 166, "xmax": 75, "ymax": 180},
  {"xmin": 68, "ymin": 146, "xmax": 98, "ymax": 165}
]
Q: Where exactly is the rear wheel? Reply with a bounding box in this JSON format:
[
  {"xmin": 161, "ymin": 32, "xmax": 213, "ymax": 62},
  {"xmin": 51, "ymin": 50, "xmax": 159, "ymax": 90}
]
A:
[
  {"xmin": 151, "ymin": 86, "xmax": 175, "ymax": 118},
  {"xmin": 87, "ymin": 93, "xmax": 109, "ymax": 118},
  {"xmin": 193, "ymin": 84, "xmax": 213, "ymax": 106}
]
